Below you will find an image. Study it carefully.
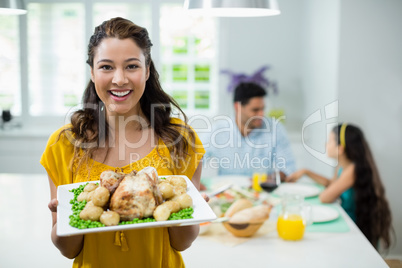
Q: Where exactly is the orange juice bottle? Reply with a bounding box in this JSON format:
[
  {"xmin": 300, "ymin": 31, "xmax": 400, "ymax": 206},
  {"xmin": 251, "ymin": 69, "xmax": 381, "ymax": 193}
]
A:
[{"xmin": 277, "ymin": 214, "xmax": 306, "ymax": 240}]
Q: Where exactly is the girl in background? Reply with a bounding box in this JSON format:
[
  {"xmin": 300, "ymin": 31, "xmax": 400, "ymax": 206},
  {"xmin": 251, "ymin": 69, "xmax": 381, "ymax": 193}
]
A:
[{"xmin": 286, "ymin": 123, "xmax": 393, "ymax": 250}]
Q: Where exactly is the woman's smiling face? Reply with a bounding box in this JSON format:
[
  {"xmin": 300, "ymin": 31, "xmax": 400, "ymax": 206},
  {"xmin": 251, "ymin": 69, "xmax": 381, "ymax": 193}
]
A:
[{"xmin": 91, "ymin": 37, "xmax": 149, "ymax": 117}]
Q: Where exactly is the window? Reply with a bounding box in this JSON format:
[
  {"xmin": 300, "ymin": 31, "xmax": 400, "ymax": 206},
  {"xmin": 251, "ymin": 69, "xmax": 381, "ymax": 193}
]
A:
[
  {"xmin": 92, "ymin": 3, "xmax": 151, "ymax": 31},
  {"xmin": 0, "ymin": 16, "xmax": 21, "ymax": 116},
  {"xmin": 27, "ymin": 3, "xmax": 85, "ymax": 116},
  {"xmin": 160, "ymin": 4, "xmax": 217, "ymax": 113},
  {"xmin": 1, "ymin": 1, "xmax": 218, "ymax": 125}
]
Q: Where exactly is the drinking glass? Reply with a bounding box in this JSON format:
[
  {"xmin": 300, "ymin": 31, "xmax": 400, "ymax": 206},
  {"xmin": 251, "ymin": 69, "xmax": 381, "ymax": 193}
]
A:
[
  {"xmin": 258, "ymin": 168, "xmax": 280, "ymax": 193},
  {"xmin": 277, "ymin": 194, "xmax": 312, "ymax": 240}
]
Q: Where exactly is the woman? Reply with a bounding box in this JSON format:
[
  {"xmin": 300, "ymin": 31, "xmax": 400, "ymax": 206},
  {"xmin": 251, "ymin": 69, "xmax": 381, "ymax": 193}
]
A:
[
  {"xmin": 286, "ymin": 123, "xmax": 393, "ymax": 250},
  {"xmin": 41, "ymin": 17, "xmax": 205, "ymax": 267}
]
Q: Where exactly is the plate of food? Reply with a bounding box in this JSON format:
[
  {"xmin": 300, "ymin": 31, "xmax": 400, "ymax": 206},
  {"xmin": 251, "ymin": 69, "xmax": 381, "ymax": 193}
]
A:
[
  {"xmin": 311, "ymin": 205, "xmax": 339, "ymax": 223},
  {"xmin": 57, "ymin": 167, "xmax": 217, "ymax": 236},
  {"xmin": 273, "ymin": 183, "xmax": 321, "ymax": 198}
]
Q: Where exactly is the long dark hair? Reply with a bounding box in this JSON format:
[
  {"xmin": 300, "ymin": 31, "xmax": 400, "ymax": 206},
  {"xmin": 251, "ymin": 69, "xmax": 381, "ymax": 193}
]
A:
[
  {"xmin": 64, "ymin": 17, "xmax": 194, "ymax": 172},
  {"xmin": 335, "ymin": 123, "xmax": 393, "ymax": 250}
]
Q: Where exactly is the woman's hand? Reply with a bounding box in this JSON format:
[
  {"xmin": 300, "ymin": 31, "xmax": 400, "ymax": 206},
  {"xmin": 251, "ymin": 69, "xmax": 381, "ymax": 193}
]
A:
[
  {"xmin": 168, "ymin": 163, "xmax": 203, "ymax": 251},
  {"xmin": 48, "ymin": 199, "xmax": 58, "ymax": 213},
  {"xmin": 201, "ymin": 193, "xmax": 209, "ymax": 203},
  {"xmin": 48, "ymin": 176, "xmax": 84, "ymax": 259},
  {"xmin": 285, "ymin": 169, "xmax": 306, "ymax": 182}
]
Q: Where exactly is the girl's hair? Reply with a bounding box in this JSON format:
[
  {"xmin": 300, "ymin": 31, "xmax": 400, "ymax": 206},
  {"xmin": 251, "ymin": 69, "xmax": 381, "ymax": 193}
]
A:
[
  {"xmin": 64, "ymin": 17, "xmax": 194, "ymax": 172},
  {"xmin": 334, "ymin": 124, "xmax": 393, "ymax": 250}
]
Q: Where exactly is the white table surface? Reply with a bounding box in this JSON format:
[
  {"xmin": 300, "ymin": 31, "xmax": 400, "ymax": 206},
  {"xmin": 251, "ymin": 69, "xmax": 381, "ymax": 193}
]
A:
[
  {"xmin": 0, "ymin": 174, "xmax": 73, "ymax": 268},
  {"xmin": 182, "ymin": 177, "xmax": 388, "ymax": 268},
  {"xmin": 182, "ymin": 208, "xmax": 388, "ymax": 268},
  {"xmin": 0, "ymin": 174, "xmax": 388, "ymax": 268}
]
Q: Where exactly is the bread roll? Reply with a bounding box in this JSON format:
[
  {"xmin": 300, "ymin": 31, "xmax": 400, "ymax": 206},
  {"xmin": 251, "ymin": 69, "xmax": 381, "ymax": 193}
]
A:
[
  {"xmin": 224, "ymin": 198, "xmax": 253, "ymax": 218},
  {"xmin": 228, "ymin": 205, "xmax": 272, "ymax": 224}
]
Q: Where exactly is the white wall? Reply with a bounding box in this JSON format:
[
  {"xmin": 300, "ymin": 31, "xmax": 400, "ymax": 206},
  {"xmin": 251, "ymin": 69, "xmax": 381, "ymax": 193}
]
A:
[
  {"xmin": 298, "ymin": 0, "xmax": 341, "ymax": 178},
  {"xmin": 217, "ymin": 0, "xmax": 305, "ymax": 129},
  {"xmin": 214, "ymin": 0, "xmax": 402, "ymax": 257},
  {"xmin": 337, "ymin": 0, "xmax": 402, "ymax": 257}
]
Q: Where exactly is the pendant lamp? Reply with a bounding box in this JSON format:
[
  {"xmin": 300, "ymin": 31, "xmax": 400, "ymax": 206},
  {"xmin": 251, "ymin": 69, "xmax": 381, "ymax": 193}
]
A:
[
  {"xmin": 183, "ymin": 0, "xmax": 280, "ymax": 17},
  {"xmin": 0, "ymin": 0, "xmax": 27, "ymax": 15}
]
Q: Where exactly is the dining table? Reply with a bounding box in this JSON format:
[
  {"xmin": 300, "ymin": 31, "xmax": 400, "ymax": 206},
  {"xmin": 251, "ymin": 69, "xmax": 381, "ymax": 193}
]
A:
[
  {"xmin": 181, "ymin": 175, "xmax": 389, "ymax": 268},
  {"xmin": 0, "ymin": 173, "xmax": 389, "ymax": 268}
]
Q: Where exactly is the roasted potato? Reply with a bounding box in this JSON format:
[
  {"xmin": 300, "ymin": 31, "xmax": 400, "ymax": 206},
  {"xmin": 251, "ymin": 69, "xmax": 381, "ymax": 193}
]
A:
[
  {"xmin": 168, "ymin": 176, "xmax": 187, "ymax": 188},
  {"xmin": 84, "ymin": 183, "xmax": 98, "ymax": 192},
  {"xmin": 80, "ymin": 205, "xmax": 104, "ymax": 221},
  {"xmin": 173, "ymin": 186, "xmax": 187, "ymax": 196},
  {"xmin": 153, "ymin": 201, "xmax": 180, "ymax": 221},
  {"xmin": 92, "ymin": 186, "xmax": 110, "ymax": 207},
  {"xmin": 172, "ymin": 193, "xmax": 192, "ymax": 209},
  {"xmin": 100, "ymin": 211, "xmax": 120, "ymax": 226},
  {"xmin": 158, "ymin": 182, "xmax": 174, "ymax": 199},
  {"xmin": 77, "ymin": 191, "xmax": 89, "ymax": 202},
  {"xmin": 86, "ymin": 191, "xmax": 95, "ymax": 201}
]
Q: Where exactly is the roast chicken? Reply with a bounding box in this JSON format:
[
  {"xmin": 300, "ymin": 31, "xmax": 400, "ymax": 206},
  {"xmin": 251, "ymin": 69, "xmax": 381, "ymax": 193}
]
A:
[
  {"xmin": 100, "ymin": 170, "xmax": 126, "ymax": 195},
  {"xmin": 106, "ymin": 167, "xmax": 163, "ymax": 221}
]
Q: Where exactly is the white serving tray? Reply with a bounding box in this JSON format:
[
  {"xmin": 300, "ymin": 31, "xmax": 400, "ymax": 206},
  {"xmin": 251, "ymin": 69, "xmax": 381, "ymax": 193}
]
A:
[{"xmin": 57, "ymin": 175, "xmax": 217, "ymax": 237}]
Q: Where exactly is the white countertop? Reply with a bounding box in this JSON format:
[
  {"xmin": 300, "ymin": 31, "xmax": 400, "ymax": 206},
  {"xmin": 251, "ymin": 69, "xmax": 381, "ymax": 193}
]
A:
[
  {"xmin": 0, "ymin": 174, "xmax": 388, "ymax": 268},
  {"xmin": 0, "ymin": 174, "xmax": 73, "ymax": 268},
  {"xmin": 0, "ymin": 124, "xmax": 56, "ymax": 138},
  {"xmin": 182, "ymin": 206, "xmax": 387, "ymax": 268},
  {"xmin": 182, "ymin": 177, "xmax": 388, "ymax": 268}
]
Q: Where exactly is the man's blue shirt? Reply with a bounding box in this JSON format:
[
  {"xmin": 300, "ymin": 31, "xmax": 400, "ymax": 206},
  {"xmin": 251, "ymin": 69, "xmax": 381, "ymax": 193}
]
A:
[{"xmin": 200, "ymin": 116, "xmax": 296, "ymax": 177}]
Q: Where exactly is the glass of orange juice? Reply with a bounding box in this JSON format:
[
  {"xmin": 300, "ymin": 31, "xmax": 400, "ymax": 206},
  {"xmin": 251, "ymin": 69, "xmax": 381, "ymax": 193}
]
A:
[
  {"xmin": 252, "ymin": 171, "xmax": 268, "ymax": 192},
  {"xmin": 277, "ymin": 194, "xmax": 312, "ymax": 241},
  {"xmin": 252, "ymin": 172, "xmax": 263, "ymax": 192}
]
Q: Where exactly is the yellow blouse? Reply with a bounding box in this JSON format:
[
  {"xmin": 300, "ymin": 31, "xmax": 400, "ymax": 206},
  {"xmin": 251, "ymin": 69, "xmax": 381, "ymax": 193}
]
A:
[{"xmin": 40, "ymin": 118, "xmax": 205, "ymax": 268}]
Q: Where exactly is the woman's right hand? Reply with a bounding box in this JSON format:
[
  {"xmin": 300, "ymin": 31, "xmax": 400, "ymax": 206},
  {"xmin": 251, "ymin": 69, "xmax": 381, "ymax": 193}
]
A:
[{"xmin": 48, "ymin": 198, "xmax": 58, "ymax": 213}]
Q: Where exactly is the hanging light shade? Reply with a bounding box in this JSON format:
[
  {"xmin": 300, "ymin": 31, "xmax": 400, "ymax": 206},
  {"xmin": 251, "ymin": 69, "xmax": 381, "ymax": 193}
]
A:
[
  {"xmin": 0, "ymin": 0, "xmax": 27, "ymax": 15},
  {"xmin": 183, "ymin": 0, "xmax": 280, "ymax": 17}
]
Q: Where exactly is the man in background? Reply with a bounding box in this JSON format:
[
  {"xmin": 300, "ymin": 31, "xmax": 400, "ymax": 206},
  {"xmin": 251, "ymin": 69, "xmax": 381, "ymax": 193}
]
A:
[{"xmin": 202, "ymin": 82, "xmax": 296, "ymax": 180}]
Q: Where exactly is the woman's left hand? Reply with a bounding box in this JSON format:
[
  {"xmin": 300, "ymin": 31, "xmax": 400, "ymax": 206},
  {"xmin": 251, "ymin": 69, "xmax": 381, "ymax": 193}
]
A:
[{"xmin": 201, "ymin": 193, "xmax": 209, "ymax": 203}]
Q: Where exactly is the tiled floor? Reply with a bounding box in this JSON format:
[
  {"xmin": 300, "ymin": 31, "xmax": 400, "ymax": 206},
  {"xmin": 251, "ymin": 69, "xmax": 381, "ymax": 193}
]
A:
[{"xmin": 0, "ymin": 174, "xmax": 73, "ymax": 268}]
